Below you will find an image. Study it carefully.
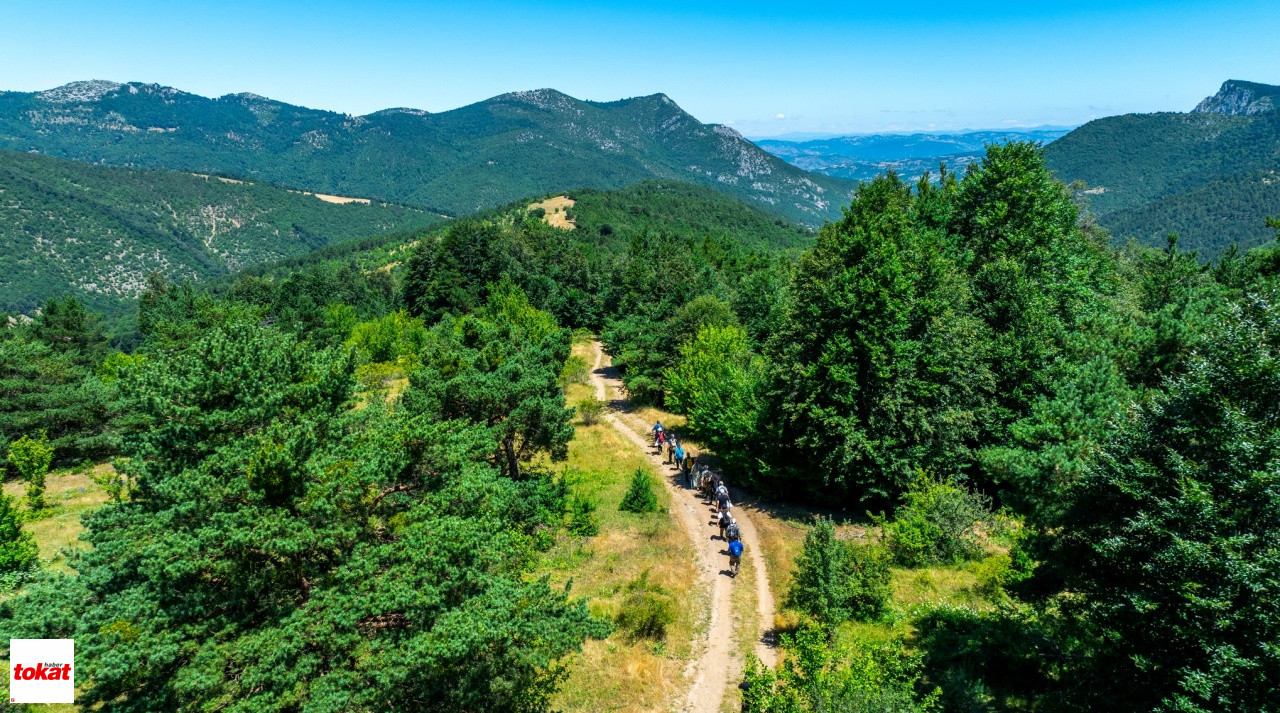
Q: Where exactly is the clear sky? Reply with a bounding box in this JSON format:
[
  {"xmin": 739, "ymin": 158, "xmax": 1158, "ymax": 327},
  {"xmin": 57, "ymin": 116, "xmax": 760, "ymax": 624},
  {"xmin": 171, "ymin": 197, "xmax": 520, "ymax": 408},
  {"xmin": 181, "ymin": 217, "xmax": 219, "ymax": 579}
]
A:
[{"xmin": 1, "ymin": 0, "xmax": 1277, "ymax": 137}]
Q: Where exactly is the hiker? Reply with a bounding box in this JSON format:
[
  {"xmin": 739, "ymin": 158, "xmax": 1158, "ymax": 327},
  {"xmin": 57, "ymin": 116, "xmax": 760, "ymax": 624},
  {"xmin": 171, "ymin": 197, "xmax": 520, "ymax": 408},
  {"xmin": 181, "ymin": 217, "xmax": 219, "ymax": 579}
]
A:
[
  {"xmin": 683, "ymin": 451, "xmax": 693, "ymax": 476},
  {"xmin": 717, "ymin": 490, "xmax": 731, "ymax": 517},
  {"xmin": 725, "ymin": 517, "xmax": 741, "ymax": 544},
  {"xmin": 728, "ymin": 539, "xmax": 744, "ymax": 577},
  {"xmin": 686, "ymin": 461, "xmax": 698, "ymax": 489},
  {"xmin": 656, "ymin": 428, "xmax": 666, "ymax": 451},
  {"xmin": 716, "ymin": 482, "xmax": 729, "ymax": 501},
  {"xmin": 718, "ymin": 509, "xmax": 731, "ymax": 540},
  {"xmin": 674, "ymin": 443, "xmax": 685, "ymax": 470}
]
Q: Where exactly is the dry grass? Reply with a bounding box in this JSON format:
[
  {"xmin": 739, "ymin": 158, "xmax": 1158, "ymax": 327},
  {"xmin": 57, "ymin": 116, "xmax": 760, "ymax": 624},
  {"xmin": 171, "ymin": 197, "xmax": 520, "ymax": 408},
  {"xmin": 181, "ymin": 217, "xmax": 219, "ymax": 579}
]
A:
[
  {"xmin": 528, "ymin": 195, "xmax": 576, "ymax": 230},
  {"xmin": 542, "ymin": 405, "xmax": 699, "ymax": 713},
  {"xmin": 3, "ymin": 464, "xmax": 113, "ymax": 572}
]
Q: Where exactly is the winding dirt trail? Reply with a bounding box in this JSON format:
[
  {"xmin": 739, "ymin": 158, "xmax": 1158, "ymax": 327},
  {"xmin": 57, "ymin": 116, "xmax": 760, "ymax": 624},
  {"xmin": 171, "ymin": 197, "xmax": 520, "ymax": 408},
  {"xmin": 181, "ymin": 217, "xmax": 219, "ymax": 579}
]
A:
[{"xmin": 589, "ymin": 342, "xmax": 776, "ymax": 713}]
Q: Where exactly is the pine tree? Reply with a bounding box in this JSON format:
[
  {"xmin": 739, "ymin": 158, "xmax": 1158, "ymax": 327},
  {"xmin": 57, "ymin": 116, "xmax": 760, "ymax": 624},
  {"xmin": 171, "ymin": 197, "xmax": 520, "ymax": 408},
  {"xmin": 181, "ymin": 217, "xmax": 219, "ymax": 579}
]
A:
[
  {"xmin": 0, "ymin": 492, "xmax": 37, "ymax": 574},
  {"xmin": 619, "ymin": 469, "xmax": 660, "ymax": 513}
]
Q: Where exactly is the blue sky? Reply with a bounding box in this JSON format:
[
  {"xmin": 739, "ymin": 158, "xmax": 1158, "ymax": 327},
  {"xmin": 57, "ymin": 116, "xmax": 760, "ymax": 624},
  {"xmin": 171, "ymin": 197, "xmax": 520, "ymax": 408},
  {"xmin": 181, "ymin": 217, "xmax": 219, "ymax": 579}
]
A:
[{"xmin": 1, "ymin": 0, "xmax": 1277, "ymax": 136}]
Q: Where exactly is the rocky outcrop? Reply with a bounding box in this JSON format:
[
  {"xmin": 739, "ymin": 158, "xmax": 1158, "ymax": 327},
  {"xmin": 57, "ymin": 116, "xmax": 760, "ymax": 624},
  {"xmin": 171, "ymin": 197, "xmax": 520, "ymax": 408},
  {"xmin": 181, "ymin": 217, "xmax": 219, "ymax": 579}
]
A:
[{"xmin": 1192, "ymin": 80, "xmax": 1279, "ymax": 116}]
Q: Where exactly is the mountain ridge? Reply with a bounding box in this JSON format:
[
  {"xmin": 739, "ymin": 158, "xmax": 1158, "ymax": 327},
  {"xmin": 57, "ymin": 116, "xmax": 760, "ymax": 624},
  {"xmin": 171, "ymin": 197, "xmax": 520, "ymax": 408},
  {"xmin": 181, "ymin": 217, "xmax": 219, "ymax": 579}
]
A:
[
  {"xmin": 0, "ymin": 80, "xmax": 854, "ymax": 225},
  {"xmin": 1044, "ymin": 79, "xmax": 1280, "ymax": 258},
  {"xmin": 1192, "ymin": 79, "xmax": 1280, "ymax": 116}
]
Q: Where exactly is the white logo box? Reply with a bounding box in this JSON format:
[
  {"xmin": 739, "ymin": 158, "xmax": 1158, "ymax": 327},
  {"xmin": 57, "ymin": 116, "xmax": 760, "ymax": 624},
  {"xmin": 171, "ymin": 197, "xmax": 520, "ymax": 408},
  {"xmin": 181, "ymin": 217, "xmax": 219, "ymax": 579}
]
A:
[{"xmin": 9, "ymin": 638, "xmax": 75, "ymax": 704}]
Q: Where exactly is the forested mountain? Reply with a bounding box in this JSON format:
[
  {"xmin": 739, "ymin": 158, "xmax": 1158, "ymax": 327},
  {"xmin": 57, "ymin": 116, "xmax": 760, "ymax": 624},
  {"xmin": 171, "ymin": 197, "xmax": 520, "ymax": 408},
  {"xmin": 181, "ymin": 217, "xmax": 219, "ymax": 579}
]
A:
[
  {"xmin": 0, "ymin": 80, "xmax": 855, "ymax": 225},
  {"xmin": 756, "ymin": 128, "xmax": 1070, "ymax": 182},
  {"xmin": 0, "ymin": 148, "xmax": 439, "ymax": 318},
  {"xmin": 1044, "ymin": 79, "xmax": 1280, "ymax": 258}
]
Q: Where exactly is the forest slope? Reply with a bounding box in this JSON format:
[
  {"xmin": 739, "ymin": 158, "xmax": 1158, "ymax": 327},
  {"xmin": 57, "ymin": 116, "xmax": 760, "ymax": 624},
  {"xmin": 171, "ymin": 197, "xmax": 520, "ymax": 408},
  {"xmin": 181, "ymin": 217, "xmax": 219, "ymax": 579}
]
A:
[
  {"xmin": 0, "ymin": 148, "xmax": 438, "ymax": 317},
  {"xmin": 1044, "ymin": 79, "xmax": 1280, "ymax": 257}
]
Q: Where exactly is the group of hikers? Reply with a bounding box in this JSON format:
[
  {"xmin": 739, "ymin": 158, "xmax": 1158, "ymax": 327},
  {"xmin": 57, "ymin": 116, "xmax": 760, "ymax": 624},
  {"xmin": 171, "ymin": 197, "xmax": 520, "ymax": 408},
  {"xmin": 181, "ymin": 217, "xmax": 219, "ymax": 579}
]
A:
[{"xmin": 652, "ymin": 421, "xmax": 744, "ymax": 577}]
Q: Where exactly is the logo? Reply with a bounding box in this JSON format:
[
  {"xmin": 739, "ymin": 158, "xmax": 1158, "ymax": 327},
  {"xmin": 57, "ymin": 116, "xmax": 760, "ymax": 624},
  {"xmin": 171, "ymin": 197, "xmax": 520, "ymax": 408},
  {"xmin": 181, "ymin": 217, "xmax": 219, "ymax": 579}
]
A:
[{"xmin": 9, "ymin": 639, "xmax": 74, "ymax": 704}]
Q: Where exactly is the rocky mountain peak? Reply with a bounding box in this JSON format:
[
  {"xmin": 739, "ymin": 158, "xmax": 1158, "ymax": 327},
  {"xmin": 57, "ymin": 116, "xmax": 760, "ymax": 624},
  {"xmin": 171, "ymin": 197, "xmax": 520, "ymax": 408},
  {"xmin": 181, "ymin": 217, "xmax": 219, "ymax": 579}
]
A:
[
  {"xmin": 36, "ymin": 80, "xmax": 123, "ymax": 103},
  {"xmin": 1192, "ymin": 79, "xmax": 1279, "ymax": 116}
]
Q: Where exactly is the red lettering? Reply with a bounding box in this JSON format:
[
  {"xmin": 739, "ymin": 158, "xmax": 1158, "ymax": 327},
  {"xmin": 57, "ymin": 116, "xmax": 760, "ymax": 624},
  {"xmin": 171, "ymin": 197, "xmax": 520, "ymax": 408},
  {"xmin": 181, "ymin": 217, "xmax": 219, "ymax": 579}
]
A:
[
  {"xmin": 11, "ymin": 664, "xmax": 20, "ymax": 677},
  {"xmin": 20, "ymin": 665, "xmax": 34, "ymax": 680}
]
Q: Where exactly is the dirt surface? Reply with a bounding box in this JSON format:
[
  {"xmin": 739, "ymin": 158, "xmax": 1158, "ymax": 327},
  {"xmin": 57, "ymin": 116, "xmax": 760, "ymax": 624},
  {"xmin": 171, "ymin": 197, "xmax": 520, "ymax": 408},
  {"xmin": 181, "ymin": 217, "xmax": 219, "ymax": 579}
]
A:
[{"xmin": 589, "ymin": 342, "xmax": 776, "ymax": 713}]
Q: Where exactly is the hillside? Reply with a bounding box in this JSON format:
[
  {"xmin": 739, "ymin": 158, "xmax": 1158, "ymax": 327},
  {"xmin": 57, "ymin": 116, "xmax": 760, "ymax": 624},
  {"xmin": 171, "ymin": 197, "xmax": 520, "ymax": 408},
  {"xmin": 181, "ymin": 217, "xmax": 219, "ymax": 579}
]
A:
[
  {"xmin": 0, "ymin": 148, "xmax": 439, "ymax": 316},
  {"xmin": 0, "ymin": 81, "xmax": 855, "ymax": 225},
  {"xmin": 1044, "ymin": 80, "xmax": 1280, "ymax": 257},
  {"xmin": 756, "ymin": 128, "xmax": 1070, "ymax": 181}
]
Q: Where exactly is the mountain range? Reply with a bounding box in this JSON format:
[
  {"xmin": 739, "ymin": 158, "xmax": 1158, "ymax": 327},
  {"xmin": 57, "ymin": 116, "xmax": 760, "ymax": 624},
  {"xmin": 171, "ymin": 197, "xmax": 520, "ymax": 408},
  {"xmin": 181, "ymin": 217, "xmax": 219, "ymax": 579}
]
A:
[
  {"xmin": 756, "ymin": 128, "xmax": 1071, "ymax": 182},
  {"xmin": 1043, "ymin": 79, "xmax": 1280, "ymax": 258},
  {"xmin": 0, "ymin": 80, "xmax": 855, "ymax": 226}
]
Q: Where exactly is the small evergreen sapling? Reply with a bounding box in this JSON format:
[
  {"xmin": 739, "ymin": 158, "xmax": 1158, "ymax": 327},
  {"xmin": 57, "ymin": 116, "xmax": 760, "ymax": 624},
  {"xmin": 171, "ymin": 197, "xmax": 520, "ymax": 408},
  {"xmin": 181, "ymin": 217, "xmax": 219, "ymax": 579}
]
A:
[{"xmin": 619, "ymin": 469, "xmax": 660, "ymax": 513}]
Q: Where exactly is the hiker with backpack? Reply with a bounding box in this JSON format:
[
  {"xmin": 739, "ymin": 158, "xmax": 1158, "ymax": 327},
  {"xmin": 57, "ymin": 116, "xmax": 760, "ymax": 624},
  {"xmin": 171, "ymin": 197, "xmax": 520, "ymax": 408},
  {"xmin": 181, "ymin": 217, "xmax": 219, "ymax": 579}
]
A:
[
  {"xmin": 673, "ymin": 442, "xmax": 685, "ymax": 472},
  {"xmin": 728, "ymin": 539, "xmax": 744, "ymax": 577},
  {"xmin": 725, "ymin": 517, "xmax": 741, "ymax": 544},
  {"xmin": 718, "ymin": 508, "xmax": 731, "ymax": 540}
]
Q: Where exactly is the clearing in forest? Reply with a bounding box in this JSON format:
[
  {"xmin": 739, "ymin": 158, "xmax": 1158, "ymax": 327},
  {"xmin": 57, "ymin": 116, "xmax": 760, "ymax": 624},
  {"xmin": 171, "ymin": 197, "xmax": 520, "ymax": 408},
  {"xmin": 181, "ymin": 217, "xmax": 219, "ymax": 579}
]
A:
[{"xmin": 528, "ymin": 195, "xmax": 576, "ymax": 229}]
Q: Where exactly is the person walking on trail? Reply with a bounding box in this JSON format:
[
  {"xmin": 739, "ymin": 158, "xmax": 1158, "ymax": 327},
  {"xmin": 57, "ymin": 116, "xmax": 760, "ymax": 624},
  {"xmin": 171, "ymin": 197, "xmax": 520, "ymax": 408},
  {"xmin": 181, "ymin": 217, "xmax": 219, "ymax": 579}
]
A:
[
  {"xmin": 673, "ymin": 443, "xmax": 685, "ymax": 471},
  {"xmin": 686, "ymin": 461, "xmax": 698, "ymax": 489},
  {"xmin": 717, "ymin": 491, "xmax": 731, "ymax": 519},
  {"xmin": 718, "ymin": 509, "xmax": 731, "ymax": 540},
  {"xmin": 728, "ymin": 539, "xmax": 744, "ymax": 577},
  {"xmin": 725, "ymin": 517, "xmax": 741, "ymax": 544},
  {"xmin": 682, "ymin": 451, "xmax": 693, "ymax": 478}
]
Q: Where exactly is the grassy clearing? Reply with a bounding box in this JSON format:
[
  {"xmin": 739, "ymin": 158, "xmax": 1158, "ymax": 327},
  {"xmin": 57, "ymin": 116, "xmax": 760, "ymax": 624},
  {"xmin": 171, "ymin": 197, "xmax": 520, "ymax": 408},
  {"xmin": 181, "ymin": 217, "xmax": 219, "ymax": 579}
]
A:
[
  {"xmin": 544, "ymin": 340, "xmax": 700, "ymax": 713},
  {"xmin": 3, "ymin": 463, "xmax": 112, "ymax": 573},
  {"xmin": 3, "ymin": 466, "xmax": 110, "ymax": 712}
]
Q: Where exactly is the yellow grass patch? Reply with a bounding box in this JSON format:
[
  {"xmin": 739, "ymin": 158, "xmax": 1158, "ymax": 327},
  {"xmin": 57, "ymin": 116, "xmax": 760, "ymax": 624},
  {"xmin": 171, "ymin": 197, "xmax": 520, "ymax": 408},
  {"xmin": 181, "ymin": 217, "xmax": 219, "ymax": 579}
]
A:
[
  {"xmin": 312, "ymin": 192, "xmax": 371, "ymax": 204},
  {"xmin": 542, "ymin": 393, "xmax": 699, "ymax": 712},
  {"xmin": 528, "ymin": 195, "xmax": 576, "ymax": 230},
  {"xmin": 3, "ymin": 464, "xmax": 113, "ymax": 572}
]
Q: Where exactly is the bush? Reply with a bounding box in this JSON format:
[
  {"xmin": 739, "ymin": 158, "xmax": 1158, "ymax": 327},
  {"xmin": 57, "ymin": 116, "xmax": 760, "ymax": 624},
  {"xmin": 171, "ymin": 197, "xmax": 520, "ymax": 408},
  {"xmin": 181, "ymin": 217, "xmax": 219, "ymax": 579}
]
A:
[
  {"xmin": 786, "ymin": 518, "xmax": 891, "ymax": 626},
  {"xmin": 619, "ymin": 469, "xmax": 660, "ymax": 513},
  {"xmin": 567, "ymin": 494, "xmax": 599, "ymax": 537},
  {"xmin": 576, "ymin": 396, "xmax": 606, "ymax": 426},
  {"xmin": 615, "ymin": 570, "xmax": 676, "ymax": 640},
  {"xmin": 878, "ymin": 470, "xmax": 991, "ymax": 567},
  {"xmin": 742, "ymin": 623, "xmax": 940, "ymax": 712},
  {"xmin": 8, "ymin": 431, "xmax": 53, "ymax": 511},
  {"xmin": 559, "ymin": 354, "xmax": 591, "ymax": 386}
]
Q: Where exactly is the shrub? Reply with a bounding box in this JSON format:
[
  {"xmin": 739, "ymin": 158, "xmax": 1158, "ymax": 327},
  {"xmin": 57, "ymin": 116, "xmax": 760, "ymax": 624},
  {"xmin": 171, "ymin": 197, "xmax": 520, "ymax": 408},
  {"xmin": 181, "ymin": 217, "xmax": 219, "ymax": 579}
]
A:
[
  {"xmin": 742, "ymin": 623, "xmax": 940, "ymax": 712},
  {"xmin": 619, "ymin": 469, "xmax": 660, "ymax": 513},
  {"xmin": 878, "ymin": 470, "xmax": 991, "ymax": 567},
  {"xmin": 786, "ymin": 518, "xmax": 891, "ymax": 626},
  {"xmin": 559, "ymin": 354, "xmax": 591, "ymax": 386},
  {"xmin": 567, "ymin": 494, "xmax": 599, "ymax": 537},
  {"xmin": 576, "ymin": 396, "xmax": 606, "ymax": 426},
  {"xmin": 8, "ymin": 431, "xmax": 53, "ymax": 511},
  {"xmin": 615, "ymin": 570, "xmax": 676, "ymax": 640},
  {"xmin": 0, "ymin": 492, "xmax": 38, "ymax": 575}
]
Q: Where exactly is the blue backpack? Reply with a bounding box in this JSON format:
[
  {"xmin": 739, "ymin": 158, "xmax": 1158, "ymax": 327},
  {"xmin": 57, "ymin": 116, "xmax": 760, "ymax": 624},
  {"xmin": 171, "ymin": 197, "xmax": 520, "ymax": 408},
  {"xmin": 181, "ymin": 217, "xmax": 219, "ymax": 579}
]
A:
[{"xmin": 729, "ymin": 541, "xmax": 744, "ymax": 557}]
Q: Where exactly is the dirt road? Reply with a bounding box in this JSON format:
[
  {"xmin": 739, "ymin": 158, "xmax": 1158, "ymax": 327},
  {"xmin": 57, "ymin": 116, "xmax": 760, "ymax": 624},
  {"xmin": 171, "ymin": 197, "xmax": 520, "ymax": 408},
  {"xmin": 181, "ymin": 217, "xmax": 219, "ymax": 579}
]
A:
[{"xmin": 589, "ymin": 342, "xmax": 776, "ymax": 713}]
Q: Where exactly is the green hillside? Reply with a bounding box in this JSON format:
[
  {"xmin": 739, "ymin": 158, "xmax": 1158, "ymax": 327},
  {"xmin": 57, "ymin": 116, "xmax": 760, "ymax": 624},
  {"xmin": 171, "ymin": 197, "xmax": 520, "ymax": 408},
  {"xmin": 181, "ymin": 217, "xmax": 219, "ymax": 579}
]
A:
[
  {"xmin": 0, "ymin": 81, "xmax": 855, "ymax": 225},
  {"xmin": 0, "ymin": 148, "xmax": 439, "ymax": 317},
  {"xmin": 1044, "ymin": 80, "xmax": 1280, "ymax": 257}
]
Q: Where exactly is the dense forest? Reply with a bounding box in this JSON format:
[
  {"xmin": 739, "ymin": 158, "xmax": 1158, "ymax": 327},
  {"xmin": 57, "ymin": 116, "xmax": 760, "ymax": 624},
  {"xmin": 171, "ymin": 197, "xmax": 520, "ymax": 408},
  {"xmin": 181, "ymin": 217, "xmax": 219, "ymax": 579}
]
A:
[
  {"xmin": 1044, "ymin": 102, "xmax": 1280, "ymax": 257},
  {"xmin": 2, "ymin": 144, "xmax": 1279, "ymax": 712}
]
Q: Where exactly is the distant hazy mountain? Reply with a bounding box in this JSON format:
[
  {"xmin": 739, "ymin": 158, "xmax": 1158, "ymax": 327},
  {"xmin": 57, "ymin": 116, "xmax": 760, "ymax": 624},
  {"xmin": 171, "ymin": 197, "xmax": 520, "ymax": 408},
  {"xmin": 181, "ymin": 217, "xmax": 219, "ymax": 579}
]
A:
[
  {"xmin": 0, "ymin": 148, "xmax": 438, "ymax": 317},
  {"xmin": 755, "ymin": 128, "xmax": 1071, "ymax": 181},
  {"xmin": 0, "ymin": 81, "xmax": 855, "ymax": 225},
  {"xmin": 1044, "ymin": 80, "xmax": 1280, "ymax": 258}
]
